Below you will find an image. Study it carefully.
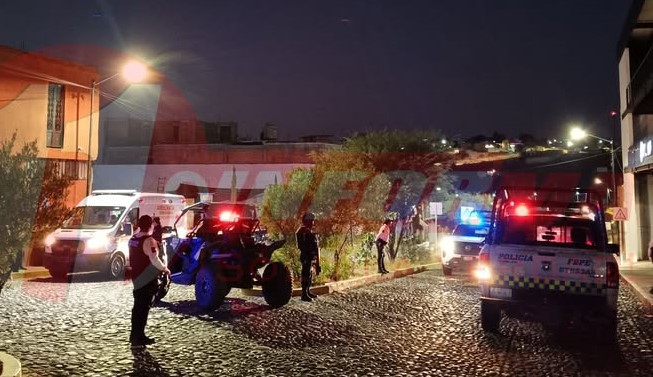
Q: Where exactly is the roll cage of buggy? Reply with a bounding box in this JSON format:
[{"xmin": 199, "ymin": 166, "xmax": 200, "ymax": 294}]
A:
[{"xmin": 166, "ymin": 201, "xmax": 292, "ymax": 310}]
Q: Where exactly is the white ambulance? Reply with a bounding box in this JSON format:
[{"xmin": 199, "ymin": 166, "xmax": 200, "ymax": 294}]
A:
[
  {"xmin": 476, "ymin": 187, "xmax": 620, "ymax": 341},
  {"xmin": 43, "ymin": 190, "xmax": 186, "ymax": 280}
]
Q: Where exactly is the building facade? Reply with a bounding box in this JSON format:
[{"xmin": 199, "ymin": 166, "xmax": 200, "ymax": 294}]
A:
[
  {"xmin": 618, "ymin": 0, "xmax": 653, "ymax": 263},
  {"xmin": 0, "ymin": 45, "xmax": 99, "ymax": 208}
]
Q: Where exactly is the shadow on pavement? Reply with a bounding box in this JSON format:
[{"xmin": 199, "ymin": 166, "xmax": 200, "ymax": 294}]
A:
[
  {"xmin": 129, "ymin": 348, "xmax": 170, "ymax": 377},
  {"xmin": 157, "ymin": 298, "xmax": 269, "ymax": 321},
  {"xmin": 30, "ymin": 272, "xmax": 119, "ymax": 284},
  {"xmin": 545, "ymin": 330, "xmax": 628, "ymax": 374},
  {"xmin": 158, "ymin": 297, "xmax": 361, "ymax": 349},
  {"xmin": 480, "ymin": 327, "xmax": 628, "ymax": 375}
]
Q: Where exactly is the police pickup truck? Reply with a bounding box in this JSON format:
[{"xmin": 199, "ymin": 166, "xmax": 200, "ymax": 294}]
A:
[{"xmin": 476, "ymin": 187, "xmax": 620, "ymax": 341}]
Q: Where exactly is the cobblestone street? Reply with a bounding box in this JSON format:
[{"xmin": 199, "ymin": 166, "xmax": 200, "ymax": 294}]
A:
[{"xmin": 2, "ymin": 270, "xmax": 653, "ymax": 376}]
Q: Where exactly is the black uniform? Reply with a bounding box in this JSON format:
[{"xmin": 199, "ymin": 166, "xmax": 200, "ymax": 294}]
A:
[
  {"xmin": 296, "ymin": 225, "xmax": 319, "ymax": 296},
  {"xmin": 128, "ymin": 234, "xmax": 160, "ymax": 345}
]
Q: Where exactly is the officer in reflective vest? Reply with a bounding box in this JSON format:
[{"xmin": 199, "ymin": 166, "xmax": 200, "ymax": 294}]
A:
[{"xmin": 128, "ymin": 215, "xmax": 169, "ymax": 348}]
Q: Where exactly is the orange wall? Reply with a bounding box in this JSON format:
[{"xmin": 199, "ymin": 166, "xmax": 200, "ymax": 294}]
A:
[{"xmin": 0, "ymin": 46, "xmax": 99, "ymax": 208}]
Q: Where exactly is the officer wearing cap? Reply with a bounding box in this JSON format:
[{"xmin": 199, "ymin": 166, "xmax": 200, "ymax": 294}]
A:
[
  {"xmin": 128, "ymin": 215, "xmax": 170, "ymax": 348},
  {"xmin": 296, "ymin": 212, "xmax": 321, "ymax": 302}
]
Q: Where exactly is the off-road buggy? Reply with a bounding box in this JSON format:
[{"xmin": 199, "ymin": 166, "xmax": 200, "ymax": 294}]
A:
[{"xmin": 161, "ymin": 201, "xmax": 292, "ymax": 310}]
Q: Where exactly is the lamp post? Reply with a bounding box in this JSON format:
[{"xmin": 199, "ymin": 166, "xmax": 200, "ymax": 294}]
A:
[
  {"xmin": 569, "ymin": 126, "xmax": 616, "ymax": 206},
  {"xmin": 86, "ymin": 61, "xmax": 148, "ymax": 195}
]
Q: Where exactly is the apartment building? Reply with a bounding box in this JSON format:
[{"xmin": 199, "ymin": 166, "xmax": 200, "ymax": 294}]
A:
[{"xmin": 0, "ymin": 45, "xmax": 99, "ymax": 207}]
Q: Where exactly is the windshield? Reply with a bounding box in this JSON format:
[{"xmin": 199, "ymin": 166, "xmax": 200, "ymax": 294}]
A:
[{"xmin": 61, "ymin": 206, "xmax": 126, "ymax": 229}]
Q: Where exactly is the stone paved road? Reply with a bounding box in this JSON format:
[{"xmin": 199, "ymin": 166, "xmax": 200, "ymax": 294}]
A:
[{"xmin": 1, "ymin": 270, "xmax": 653, "ymax": 376}]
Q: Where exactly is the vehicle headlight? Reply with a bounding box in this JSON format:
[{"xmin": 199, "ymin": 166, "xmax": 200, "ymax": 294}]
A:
[
  {"xmin": 440, "ymin": 236, "xmax": 455, "ymax": 255},
  {"xmin": 87, "ymin": 235, "xmax": 110, "ymax": 249},
  {"xmin": 44, "ymin": 234, "xmax": 56, "ymax": 248}
]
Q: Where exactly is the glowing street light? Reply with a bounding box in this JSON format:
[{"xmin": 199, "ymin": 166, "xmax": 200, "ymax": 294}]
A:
[
  {"xmin": 86, "ymin": 60, "xmax": 149, "ymax": 195},
  {"xmin": 569, "ymin": 126, "xmax": 616, "ymax": 206}
]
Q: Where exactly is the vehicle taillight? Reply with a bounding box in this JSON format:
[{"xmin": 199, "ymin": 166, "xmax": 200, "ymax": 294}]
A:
[
  {"xmin": 475, "ymin": 252, "xmax": 491, "ymax": 280},
  {"xmin": 515, "ymin": 204, "xmax": 528, "ymax": 216},
  {"xmin": 219, "ymin": 211, "xmax": 238, "ymax": 222},
  {"xmin": 606, "ymin": 261, "xmax": 619, "ymax": 288}
]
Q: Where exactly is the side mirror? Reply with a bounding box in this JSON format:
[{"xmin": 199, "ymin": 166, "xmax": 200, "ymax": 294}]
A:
[
  {"xmin": 607, "ymin": 243, "xmax": 620, "ymax": 256},
  {"xmin": 123, "ymin": 223, "xmax": 133, "ymax": 236}
]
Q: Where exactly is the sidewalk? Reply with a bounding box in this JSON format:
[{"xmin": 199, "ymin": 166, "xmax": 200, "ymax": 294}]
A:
[
  {"xmin": 619, "ymin": 260, "xmax": 653, "ymax": 308},
  {"xmin": 9, "ymin": 266, "xmax": 50, "ymax": 281},
  {"xmin": 242, "ymin": 263, "xmax": 438, "ymax": 297}
]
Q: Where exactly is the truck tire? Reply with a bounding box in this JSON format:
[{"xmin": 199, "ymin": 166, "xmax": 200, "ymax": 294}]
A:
[
  {"xmin": 108, "ymin": 253, "xmax": 125, "ymax": 280},
  {"xmin": 481, "ymin": 301, "xmax": 501, "ymax": 332},
  {"xmin": 262, "ymin": 262, "xmax": 293, "ymax": 308},
  {"xmin": 442, "ymin": 265, "xmax": 453, "ymax": 276},
  {"xmin": 195, "ymin": 264, "xmax": 230, "ymax": 311}
]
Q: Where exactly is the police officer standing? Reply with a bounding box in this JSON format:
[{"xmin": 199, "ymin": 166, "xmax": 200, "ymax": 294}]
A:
[
  {"xmin": 296, "ymin": 212, "xmax": 321, "ymax": 302},
  {"xmin": 128, "ymin": 215, "xmax": 170, "ymax": 348}
]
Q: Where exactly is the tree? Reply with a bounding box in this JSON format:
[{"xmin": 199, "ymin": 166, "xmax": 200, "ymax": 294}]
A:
[
  {"xmin": 0, "ymin": 133, "xmax": 72, "ymax": 293},
  {"xmin": 31, "ymin": 160, "xmax": 73, "ymax": 258},
  {"xmin": 518, "ymin": 133, "xmax": 537, "ymax": 147},
  {"xmin": 0, "ymin": 134, "xmax": 41, "ymax": 292},
  {"xmin": 341, "ymin": 130, "xmax": 459, "ymax": 259},
  {"xmin": 261, "ymin": 129, "xmax": 461, "ymax": 278},
  {"xmin": 260, "ymin": 155, "xmax": 390, "ymax": 280}
]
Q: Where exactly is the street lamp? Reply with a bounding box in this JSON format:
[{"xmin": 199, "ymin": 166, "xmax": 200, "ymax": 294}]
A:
[
  {"xmin": 86, "ymin": 60, "xmax": 148, "ymax": 195},
  {"xmin": 569, "ymin": 126, "xmax": 616, "ymax": 206}
]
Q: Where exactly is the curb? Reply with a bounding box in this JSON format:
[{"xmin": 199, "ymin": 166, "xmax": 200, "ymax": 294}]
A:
[
  {"xmin": 10, "ymin": 268, "xmax": 50, "ymax": 281},
  {"xmin": 242, "ymin": 263, "xmax": 438, "ymax": 297},
  {"xmin": 620, "ymin": 273, "xmax": 653, "ymax": 309},
  {"xmin": 0, "ymin": 352, "xmax": 21, "ymax": 377}
]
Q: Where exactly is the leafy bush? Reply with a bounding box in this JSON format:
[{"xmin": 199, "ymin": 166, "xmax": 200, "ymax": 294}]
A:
[
  {"xmin": 1, "ymin": 135, "xmax": 41, "ymax": 292},
  {"xmin": 399, "ymin": 238, "xmax": 434, "ymax": 264},
  {"xmin": 351, "ymin": 233, "xmax": 375, "ymax": 268},
  {"xmin": 0, "ymin": 133, "xmax": 72, "ymax": 293}
]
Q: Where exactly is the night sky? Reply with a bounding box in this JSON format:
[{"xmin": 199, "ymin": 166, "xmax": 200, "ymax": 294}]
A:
[{"xmin": 0, "ymin": 0, "xmax": 634, "ymax": 141}]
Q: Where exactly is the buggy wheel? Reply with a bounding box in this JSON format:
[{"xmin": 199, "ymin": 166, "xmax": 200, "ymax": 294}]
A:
[
  {"xmin": 195, "ymin": 264, "xmax": 231, "ymax": 310},
  {"xmin": 154, "ymin": 273, "xmax": 171, "ymax": 303},
  {"xmin": 442, "ymin": 265, "xmax": 452, "ymax": 276},
  {"xmin": 262, "ymin": 262, "xmax": 293, "ymax": 308},
  {"xmin": 481, "ymin": 301, "xmax": 501, "ymax": 332}
]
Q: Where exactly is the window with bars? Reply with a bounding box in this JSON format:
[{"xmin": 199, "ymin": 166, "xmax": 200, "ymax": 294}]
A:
[
  {"xmin": 46, "ymin": 159, "xmax": 88, "ymax": 180},
  {"xmin": 47, "ymin": 83, "xmax": 65, "ymax": 148}
]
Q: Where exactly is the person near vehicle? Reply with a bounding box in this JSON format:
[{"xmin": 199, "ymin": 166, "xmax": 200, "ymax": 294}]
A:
[
  {"xmin": 296, "ymin": 212, "xmax": 321, "ymax": 302},
  {"xmin": 152, "ymin": 216, "xmax": 163, "ymax": 245},
  {"xmin": 128, "ymin": 215, "xmax": 170, "ymax": 348},
  {"xmin": 375, "ymin": 219, "xmax": 392, "ymax": 274}
]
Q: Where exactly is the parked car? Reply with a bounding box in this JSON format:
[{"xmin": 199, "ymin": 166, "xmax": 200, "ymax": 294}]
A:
[{"xmin": 440, "ymin": 223, "xmax": 489, "ymax": 275}]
